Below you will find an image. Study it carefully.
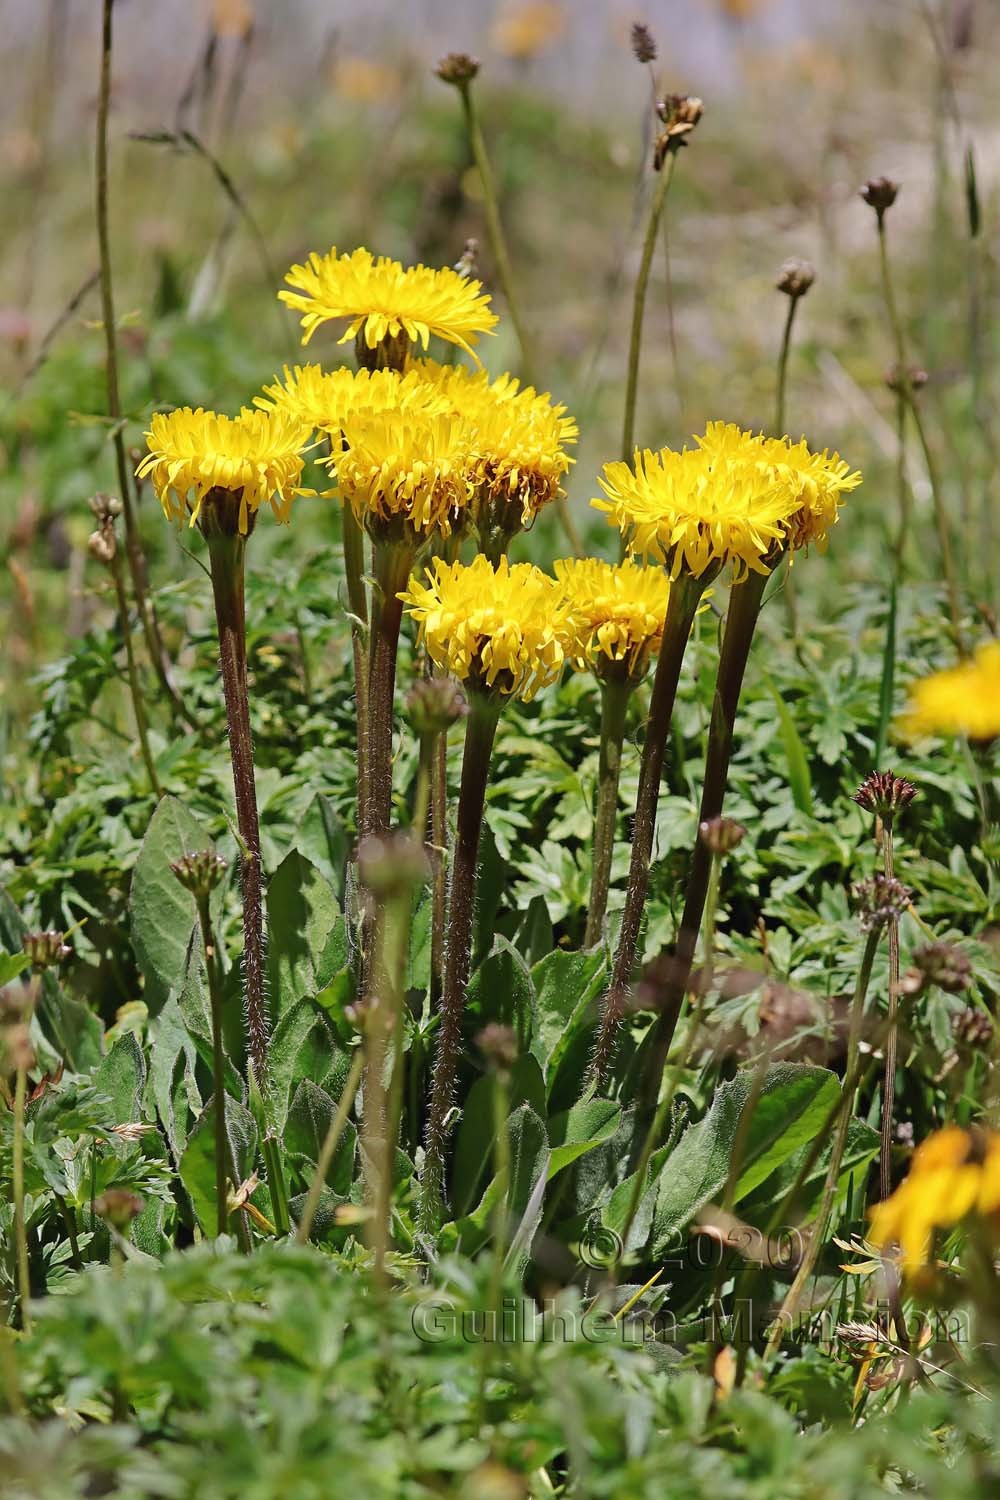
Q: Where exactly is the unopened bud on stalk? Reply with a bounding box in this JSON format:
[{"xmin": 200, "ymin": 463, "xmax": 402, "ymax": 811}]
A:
[
  {"xmin": 170, "ymin": 850, "xmax": 227, "ymax": 903},
  {"xmin": 405, "ymin": 677, "xmax": 468, "ymax": 738},
  {"xmin": 885, "ymin": 363, "xmax": 928, "ymax": 395},
  {"xmin": 852, "ymin": 770, "xmax": 918, "ymax": 820},
  {"xmin": 860, "ymin": 176, "xmax": 899, "ymax": 222},
  {"xmin": 653, "ymin": 94, "xmax": 704, "ymax": 168},
  {"xmin": 435, "ymin": 52, "xmax": 480, "ymax": 87},
  {"xmin": 853, "ymin": 873, "xmax": 911, "ymax": 931},
  {"xmin": 357, "ymin": 832, "xmax": 430, "ymax": 897},
  {"xmin": 630, "ymin": 21, "xmax": 657, "ymax": 64},
  {"xmin": 699, "ymin": 815, "xmax": 747, "ymax": 856},
  {"xmin": 776, "ymin": 258, "xmax": 815, "ymax": 299},
  {"xmin": 23, "ymin": 929, "xmax": 72, "ymax": 970},
  {"xmin": 92, "ymin": 1188, "xmax": 144, "ymax": 1230},
  {"xmin": 901, "ymin": 940, "xmax": 972, "ymax": 996},
  {"xmin": 88, "ymin": 492, "xmax": 123, "ymax": 523},
  {"xmin": 953, "ymin": 1006, "xmax": 992, "ymax": 1047},
  {"xmin": 476, "ymin": 1022, "xmax": 518, "ymax": 1074},
  {"xmin": 88, "ymin": 525, "xmax": 117, "ymax": 564}
]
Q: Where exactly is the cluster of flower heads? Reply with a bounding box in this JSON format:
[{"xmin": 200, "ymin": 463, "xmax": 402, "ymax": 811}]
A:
[
  {"xmin": 595, "ymin": 423, "xmax": 861, "ymax": 579},
  {"xmin": 869, "ymin": 1126, "xmax": 1000, "ymax": 1274},
  {"xmin": 899, "ymin": 641, "xmax": 1000, "ymax": 742}
]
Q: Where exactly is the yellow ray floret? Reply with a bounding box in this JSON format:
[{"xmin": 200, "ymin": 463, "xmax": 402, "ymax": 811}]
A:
[
  {"xmin": 334, "ymin": 409, "xmax": 474, "ymax": 538},
  {"xmin": 400, "ymin": 555, "xmax": 573, "ymax": 700},
  {"xmin": 255, "ymin": 364, "xmax": 453, "ymax": 433},
  {"xmin": 594, "ymin": 424, "xmax": 860, "ymax": 578},
  {"xmin": 869, "ymin": 1126, "xmax": 1000, "ymax": 1274},
  {"xmin": 554, "ymin": 557, "xmax": 672, "ymax": 676},
  {"xmin": 898, "ymin": 642, "xmax": 1000, "ymax": 742},
  {"xmin": 278, "ymin": 246, "xmax": 498, "ymax": 357},
  {"xmin": 136, "ymin": 405, "xmax": 309, "ymax": 533}
]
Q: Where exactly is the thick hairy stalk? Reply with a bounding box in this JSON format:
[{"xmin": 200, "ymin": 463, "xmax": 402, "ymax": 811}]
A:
[
  {"xmin": 342, "ymin": 500, "xmax": 371, "ymax": 838},
  {"xmin": 584, "ymin": 678, "xmax": 631, "ymax": 949},
  {"xmin": 366, "ymin": 545, "xmax": 413, "ymax": 839}
]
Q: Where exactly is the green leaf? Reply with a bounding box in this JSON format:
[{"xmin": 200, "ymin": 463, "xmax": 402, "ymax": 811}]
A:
[
  {"xmin": 284, "ymin": 1079, "xmax": 356, "ymax": 1194},
  {"xmin": 450, "ymin": 1054, "xmax": 546, "ymax": 1217},
  {"xmin": 0, "ymin": 886, "xmax": 103, "ymax": 1071},
  {"xmin": 294, "ymin": 794, "xmax": 349, "ymax": 902},
  {"xmin": 529, "ymin": 947, "xmax": 607, "ymax": 1084},
  {"xmin": 130, "ymin": 796, "xmax": 213, "ymax": 1009},
  {"xmin": 0, "ymin": 950, "xmax": 30, "ymax": 985},
  {"xmin": 547, "ymin": 1098, "xmax": 622, "ymax": 1180},
  {"xmin": 179, "ymin": 1094, "xmax": 257, "ymax": 1233},
  {"xmin": 447, "ymin": 1103, "xmax": 549, "ymax": 1270},
  {"xmin": 649, "ymin": 1064, "xmax": 839, "ymax": 1257},
  {"xmin": 146, "ymin": 995, "xmax": 202, "ymax": 1156},
  {"xmin": 268, "ymin": 998, "xmax": 341, "ymax": 1132},
  {"xmin": 765, "ymin": 680, "xmax": 813, "ymax": 816},
  {"xmin": 467, "ymin": 937, "xmax": 536, "ymax": 1052},
  {"xmin": 93, "ymin": 1034, "xmax": 147, "ymax": 1122},
  {"xmin": 266, "ymin": 851, "xmax": 345, "ymax": 1021}
]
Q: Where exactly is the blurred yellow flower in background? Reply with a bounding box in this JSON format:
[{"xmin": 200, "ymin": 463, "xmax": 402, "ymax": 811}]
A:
[
  {"xmin": 136, "ymin": 406, "xmax": 308, "ymax": 533},
  {"xmin": 869, "ymin": 1126, "xmax": 1000, "ymax": 1274},
  {"xmin": 279, "ymin": 246, "xmax": 498, "ymax": 357},
  {"xmin": 400, "ymin": 555, "xmax": 572, "ymax": 699},
  {"xmin": 554, "ymin": 557, "xmax": 671, "ymax": 680},
  {"xmin": 899, "ymin": 642, "xmax": 1000, "ymax": 742},
  {"xmin": 492, "ymin": 1, "xmax": 567, "ymax": 61},
  {"xmin": 330, "ymin": 55, "xmax": 403, "ymax": 105}
]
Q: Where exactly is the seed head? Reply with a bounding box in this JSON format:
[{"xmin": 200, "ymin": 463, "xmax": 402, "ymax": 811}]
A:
[
  {"xmin": 357, "ymin": 832, "xmax": 430, "ymax": 898},
  {"xmin": 630, "ymin": 21, "xmax": 657, "ymax": 64},
  {"xmin": 902, "ymin": 941, "xmax": 973, "ymax": 997},
  {"xmin": 953, "ymin": 1006, "xmax": 992, "ymax": 1048},
  {"xmin": 699, "ymin": 816, "xmax": 747, "ymax": 856},
  {"xmin": 476, "ymin": 1023, "xmax": 518, "ymax": 1074},
  {"xmin": 92, "ymin": 1188, "xmax": 144, "ymax": 1230},
  {"xmin": 654, "ymin": 94, "xmax": 704, "ymax": 168},
  {"xmin": 853, "ymin": 873, "xmax": 911, "ymax": 931},
  {"xmin": 776, "ymin": 257, "xmax": 815, "ymax": 299},
  {"xmin": 861, "ymin": 176, "xmax": 899, "ymax": 221},
  {"xmin": 405, "ymin": 676, "xmax": 468, "ymax": 739},
  {"xmin": 23, "ymin": 929, "xmax": 72, "ymax": 970},
  {"xmin": 88, "ymin": 525, "xmax": 117, "ymax": 565},
  {"xmin": 852, "ymin": 770, "xmax": 918, "ymax": 820},
  {"xmin": 435, "ymin": 52, "xmax": 480, "ymax": 87},
  {"xmin": 170, "ymin": 850, "xmax": 227, "ymax": 904}
]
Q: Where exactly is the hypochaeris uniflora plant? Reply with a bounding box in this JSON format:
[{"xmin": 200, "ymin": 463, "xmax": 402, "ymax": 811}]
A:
[
  {"xmin": 136, "ymin": 405, "xmax": 311, "ymax": 1087},
  {"xmin": 869, "ymin": 1126, "xmax": 1000, "ymax": 1276}
]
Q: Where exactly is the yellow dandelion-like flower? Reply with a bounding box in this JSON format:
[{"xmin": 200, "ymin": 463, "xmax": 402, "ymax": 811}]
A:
[
  {"xmin": 492, "ymin": 1, "xmax": 566, "ymax": 60},
  {"xmin": 869, "ymin": 1126, "xmax": 1000, "ymax": 1275},
  {"xmin": 136, "ymin": 405, "xmax": 309, "ymax": 533},
  {"xmin": 278, "ymin": 245, "xmax": 498, "ymax": 357},
  {"xmin": 399, "ymin": 555, "xmax": 572, "ymax": 700},
  {"xmin": 554, "ymin": 557, "xmax": 672, "ymax": 680},
  {"xmin": 696, "ymin": 422, "xmax": 862, "ymax": 553},
  {"xmin": 333, "ymin": 408, "xmax": 475, "ymax": 541},
  {"xmin": 898, "ymin": 642, "xmax": 1000, "ymax": 742},
  {"xmin": 255, "ymin": 363, "xmax": 452, "ymax": 434}
]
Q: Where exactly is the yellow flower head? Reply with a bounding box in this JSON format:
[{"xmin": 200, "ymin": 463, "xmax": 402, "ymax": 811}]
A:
[
  {"xmin": 554, "ymin": 557, "xmax": 671, "ymax": 681},
  {"xmin": 255, "ymin": 363, "xmax": 452, "ymax": 434},
  {"xmin": 869, "ymin": 1126, "xmax": 1000, "ymax": 1274},
  {"xmin": 400, "ymin": 555, "xmax": 572, "ymax": 700},
  {"xmin": 333, "ymin": 408, "xmax": 474, "ymax": 541},
  {"xmin": 899, "ymin": 642, "xmax": 1000, "ymax": 742},
  {"xmin": 136, "ymin": 405, "xmax": 309, "ymax": 533},
  {"xmin": 278, "ymin": 246, "xmax": 498, "ymax": 358},
  {"xmin": 594, "ymin": 423, "xmax": 860, "ymax": 578}
]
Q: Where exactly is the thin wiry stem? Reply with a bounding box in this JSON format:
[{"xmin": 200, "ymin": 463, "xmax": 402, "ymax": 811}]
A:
[
  {"xmin": 881, "ymin": 819, "xmax": 900, "ymax": 1203},
  {"xmin": 774, "ymin": 295, "xmax": 799, "ymax": 439},
  {"xmin": 295, "ymin": 1047, "xmax": 364, "ymax": 1245},
  {"xmin": 109, "ymin": 547, "xmax": 162, "ymax": 799},
  {"xmin": 13, "ymin": 1063, "xmax": 31, "ymax": 1335},
  {"xmin": 622, "ymin": 149, "xmax": 679, "ymax": 464},
  {"xmin": 584, "ymin": 677, "xmax": 631, "ymax": 949}
]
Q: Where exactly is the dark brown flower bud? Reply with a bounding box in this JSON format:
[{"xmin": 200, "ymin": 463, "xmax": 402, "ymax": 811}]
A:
[
  {"xmin": 861, "ymin": 177, "xmax": 899, "ymax": 220},
  {"xmin": 23, "ymin": 929, "xmax": 72, "ymax": 970},
  {"xmin": 405, "ymin": 677, "xmax": 468, "ymax": 738},
  {"xmin": 435, "ymin": 52, "xmax": 480, "ymax": 87},
  {"xmin": 92, "ymin": 1188, "xmax": 144, "ymax": 1230},
  {"xmin": 852, "ymin": 771, "xmax": 918, "ymax": 820},
  {"xmin": 853, "ymin": 873, "xmax": 911, "ymax": 931},
  {"xmin": 776, "ymin": 257, "xmax": 815, "ymax": 299},
  {"xmin": 88, "ymin": 526, "xmax": 117, "ymax": 565},
  {"xmin": 885, "ymin": 363, "xmax": 928, "ymax": 395},
  {"xmin": 903, "ymin": 941, "xmax": 973, "ymax": 996},
  {"xmin": 630, "ymin": 21, "xmax": 657, "ymax": 64},
  {"xmin": 699, "ymin": 816, "xmax": 747, "ymax": 856},
  {"xmin": 357, "ymin": 832, "xmax": 430, "ymax": 898},
  {"xmin": 171, "ymin": 850, "xmax": 227, "ymax": 904},
  {"xmin": 476, "ymin": 1023, "xmax": 518, "ymax": 1074},
  {"xmin": 953, "ymin": 1005, "xmax": 992, "ymax": 1047}
]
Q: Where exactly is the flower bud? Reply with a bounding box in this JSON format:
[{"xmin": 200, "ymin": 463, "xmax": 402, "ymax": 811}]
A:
[
  {"xmin": 852, "ymin": 770, "xmax": 918, "ymax": 820},
  {"xmin": 357, "ymin": 832, "xmax": 430, "ymax": 898},
  {"xmin": 953, "ymin": 1006, "xmax": 992, "ymax": 1048},
  {"xmin": 92, "ymin": 1188, "xmax": 144, "ymax": 1230},
  {"xmin": 476, "ymin": 1023, "xmax": 518, "ymax": 1074},
  {"xmin": 435, "ymin": 52, "xmax": 480, "ymax": 87},
  {"xmin": 861, "ymin": 176, "xmax": 899, "ymax": 220},
  {"xmin": 88, "ymin": 526, "xmax": 117, "ymax": 565},
  {"xmin": 775, "ymin": 258, "xmax": 815, "ymax": 299},
  {"xmin": 852, "ymin": 873, "xmax": 911, "ymax": 931},
  {"xmin": 630, "ymin": 22, "xmax": 657, "ymax": 64},
  {"xmin": 170, "ymin": 850, "xmax": 227, "ymax": 904},
  {"xmin": 653, "ymin": 95, "xmax": 704, "ymax": 168},
  {"xmin": 902, "ymin": 941, "xmax": 972, "ymax": 996},
  {"xmin": 88, "ymin": 492, "xmax": 123, "ymax": 523},
  {"xmin": 405, "ymin": 677, "xmax": 468, "ymax": 738},
  {"xmin": 885, "ymin": 363, "xmax": 928, "ymax": 395},
  {"xmin": 23, "ymin": 929, "xmax": 71, "ymax": 970},
  {"xmin": 699, "ymin": 816, "xmax": 747, "ymax": 856}
]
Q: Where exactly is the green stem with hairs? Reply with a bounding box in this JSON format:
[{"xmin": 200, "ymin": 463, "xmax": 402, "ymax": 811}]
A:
[
  {"xmin": 421, "ymin": 691, "xmax": 501, "ymax": 1229},
  {"xmin": 638, "ymin": 569, "xmax": 769, "ymax": 1115},
  {"xmin": 343, "ymin": 500, "xmax": 371, "ymax": 838},
  {"xmin": 584, "ymin": 677, "xmax": 632, "ymax": 949},
  {"xmin": 366, "ymin": 543, "xmax": 413, "ymax": 840},
  {"xmin": 589, "ymin": 570, "xmax": 707, "ymax": 1088}
]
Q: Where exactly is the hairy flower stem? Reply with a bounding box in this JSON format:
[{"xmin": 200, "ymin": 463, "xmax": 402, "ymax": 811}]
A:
[
  {"xmin": 421, "ymin": 693, "xmax": 501, "ymax": 1229},
  {"xmin": 195, "ymin": 895, "xmax": 232, "ymax": 1238},
  {"xmin": 876, "ymin": 217, "xmax": 966, "ymax": 657},
  {"xmin": 765, "ymin": 925, "xmax": 881, "ymax": 1361},
  {"xmin": 880, "ymin": 818, "xmax": 900, "ymax": 1202},
  {"xmin": 342, "ymin": 500, "xmax": 371, "ymax": 837},
  {"xmin": 637, "ymin": 570, "xmax": 768, "ymax": 1115},
  {"xmin": 371, "ymin": 885, "xmax": 413, "ymax": 1282},
  {"xmin": 109, "ymin": 548, "xmax": 162, "ymax": 798},
  {"xmin": 621, "ymin": 149, "xmax": 679, "ymax": 466},
  {"xmin": 12, "ymin": 1063, "xmax": 31, "ymax": 1335},
  {"xmin": 430, "ymin": 729, "xmax": 448, "ymax": 1008},
  {"xmin": 477, "ymin": 1064, "xmax": 511, "ymax": 1428},
  {"xmin": 589, "ymin": 572, "xmax": 706, "ymax": 1087},
  {"xmin": 206, "ymin": 530, "xmax": 268, "ymax": 1087},
  {"xmin": 584, "ymin": 677, "xmax": 632, "ymax": 949},
  {"xmin": 366, "ymin": 545, "xmax": 413, "ymax": 839},
  {"xmin": 295, "ymin": 1046, "xmax": 364, "ymax": 1245},
  {"xmin": 97, "ymin": 0, "xmax": 190, "ymax": 728}
]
